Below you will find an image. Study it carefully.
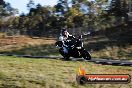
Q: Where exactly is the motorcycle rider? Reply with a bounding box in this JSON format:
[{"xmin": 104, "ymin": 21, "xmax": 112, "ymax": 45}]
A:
[{"xmin": 59, "ymin": 28, "xmax": 76, "ymax": 54}]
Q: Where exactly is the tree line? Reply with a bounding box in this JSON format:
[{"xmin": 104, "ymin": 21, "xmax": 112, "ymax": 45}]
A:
[{"xmin": 0, "ymin": 0, "xmax": 131, "ymax": 37}]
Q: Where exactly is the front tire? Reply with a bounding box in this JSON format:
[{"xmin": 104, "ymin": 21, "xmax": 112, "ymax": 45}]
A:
[
  {"xmin": 59, "ymin": 48, "xmax": 70, "ymax": 60},
  {"xmin": 63, "ymin": 55, "xmax": 70, "ymax": 61}
]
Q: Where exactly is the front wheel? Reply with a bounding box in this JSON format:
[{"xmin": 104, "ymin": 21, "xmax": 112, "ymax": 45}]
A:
[
  {"xmin": 82, "ymin": 50, "xmax": 91, "ymax": 60},
  {"xmin": 63, "ymin": 55, "xmax": 70, "ymax": 61}
]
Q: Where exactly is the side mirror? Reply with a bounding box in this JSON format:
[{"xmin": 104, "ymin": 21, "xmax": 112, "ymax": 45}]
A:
[{"xmin": 83, "ymin": 32, "xmax": 91, "ymax": 35}]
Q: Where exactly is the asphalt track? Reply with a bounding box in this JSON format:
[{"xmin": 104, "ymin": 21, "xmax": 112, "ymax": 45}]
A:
[{"xmin": 0, "ymin": 54, "xmax": 132, "ymax": 66}]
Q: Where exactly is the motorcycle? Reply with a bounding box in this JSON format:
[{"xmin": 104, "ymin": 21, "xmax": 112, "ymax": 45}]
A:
[{"xmin": 55, "ymin": 35, "xmax": 91, "ymax": 60}]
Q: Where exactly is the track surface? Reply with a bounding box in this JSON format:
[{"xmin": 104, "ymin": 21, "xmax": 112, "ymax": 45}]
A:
[{"xmin": 0, "ymin": 54, "xmax": 132, "ymax": 66}]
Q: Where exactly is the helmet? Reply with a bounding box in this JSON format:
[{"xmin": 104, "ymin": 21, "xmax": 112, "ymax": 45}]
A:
[
  {"xmin": 61, "ymin": 28, "xmax": 68, "ymax": 36},
  {"xmin": 61, "ymin": 28, "xmax": 67, "ymax": 33}
]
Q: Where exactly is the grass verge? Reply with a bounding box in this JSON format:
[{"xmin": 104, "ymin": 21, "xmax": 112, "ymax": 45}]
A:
[{"xmin": 0, "ymin": 56, "xmax": 132, "ymax": 88}]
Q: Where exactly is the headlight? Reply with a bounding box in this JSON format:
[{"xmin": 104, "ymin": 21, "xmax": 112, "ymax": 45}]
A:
[{"xmin": 76, "ymin": 47, "xmax": 82, "ymax": 49}]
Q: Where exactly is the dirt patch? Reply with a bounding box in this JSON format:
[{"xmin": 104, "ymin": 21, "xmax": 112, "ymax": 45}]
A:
[{"xmin": 0, "ymin": 36, "xmax": 56, "ymax": 52}]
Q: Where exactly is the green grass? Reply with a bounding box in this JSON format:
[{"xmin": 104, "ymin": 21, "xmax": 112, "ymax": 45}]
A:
[
  {"xmin": 0, "ymin": 44, "xmax": 59, "ymax": 56},
  {"xmin": 0, "ymin": 56, "xmax": 132, "ymax": 88}
]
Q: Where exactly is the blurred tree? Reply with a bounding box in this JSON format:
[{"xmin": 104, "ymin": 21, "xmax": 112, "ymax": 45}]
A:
[
  {"xmin": 109, "ymin": 0, "xmax": 128, "ymax": 16},
  {"xmin": 0, "ymin": 0, "xmax": 6, "ymax": 7},
  {"xmin": 0, "ymin": 0, "xmax": 18, "ymax": 35},
  {"xmin": 55, "ymin": 0, "xmax": 70, "ymax": 15},
  {"xmin": 27, "ymin": 0, "xmax": 35, "ymax": 10},
  {"xmin": 7, "ymin": 0, "xmax": 129, "ymax": 37},
  {"xmin": 5, "ymin": 3, "xmax": 19, "ymax": 15}
]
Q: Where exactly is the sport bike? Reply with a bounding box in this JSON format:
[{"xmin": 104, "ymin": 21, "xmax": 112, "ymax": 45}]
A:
[{"xmin": 55, "ymin": 35, "xmax": 91, "ymax": 60}]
